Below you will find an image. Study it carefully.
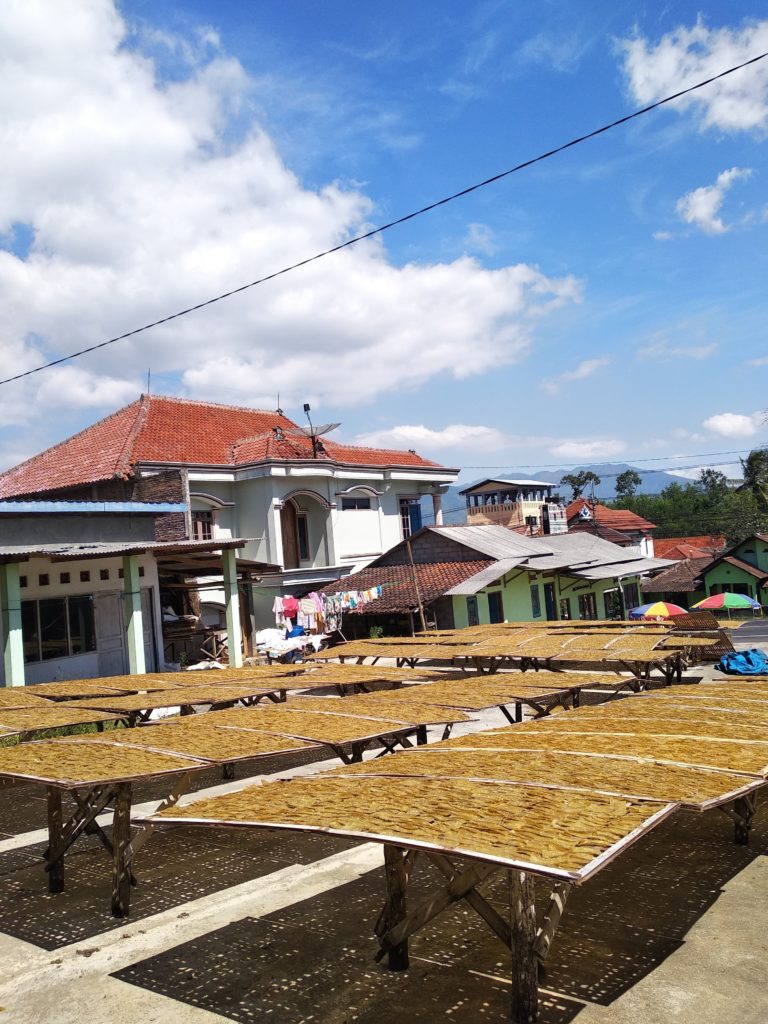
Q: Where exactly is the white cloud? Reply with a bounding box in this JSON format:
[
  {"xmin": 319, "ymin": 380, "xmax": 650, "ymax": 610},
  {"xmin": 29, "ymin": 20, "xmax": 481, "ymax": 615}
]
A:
[
  {"xmin": 703, "ymin": 411, "xmax": 764, "ymax": 438},
  {"xmin": 637, "ymin": 338, "xmax": 718, "ymax": 360},
  {"xmin": 463, "ymin": 222, "xmax": 497, "ymax": 256},
  {"xmin": 748, "ymin": 356, "xmax": 768, "ymax": 366},
  {"xmin": 0, "ymin": 0, "xmax": 581, "ymax": 438},
  {"xmin": 653, "ymin": 230, "xmax": 673, "ymax": 241},
  {"xmin": 355, "ymin": 423, "xmax": 509, "ymax": 452},
  {"xmin": 620, "ymin": 19, "xmax": 768, "ymax": 134},
  {"xmin": 540, "ymin": 357, "xmax": 610, "ymax": 395},
  {"xmin": 548, "ymin": 439, "xmax": 627, "ymax": 460},
  {"xmin": 668, "ymin": 463, "xmax": 744, "ymax": 481},
  {"xmin": 676, "ymin": 167, "xmax": 752, "ymax": 234}
]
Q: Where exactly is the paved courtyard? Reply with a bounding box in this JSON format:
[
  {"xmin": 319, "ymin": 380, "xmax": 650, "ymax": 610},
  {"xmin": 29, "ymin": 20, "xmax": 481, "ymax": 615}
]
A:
[{"xmin": 0, "ymin": 664, "xmax": 766, "ymax": 1023}]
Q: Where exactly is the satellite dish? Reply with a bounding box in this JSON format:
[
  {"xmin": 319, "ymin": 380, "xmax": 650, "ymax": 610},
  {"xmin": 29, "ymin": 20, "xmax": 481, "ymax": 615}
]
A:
[{"xmin": 285, "ymin": 423, "xmax": 341, "ymax": 440}]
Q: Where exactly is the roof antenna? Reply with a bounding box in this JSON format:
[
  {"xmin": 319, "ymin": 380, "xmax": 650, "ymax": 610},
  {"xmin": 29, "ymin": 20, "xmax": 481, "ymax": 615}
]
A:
[
  {"xmin": 304, "ymin": 403, "xmax": 317, "ymax": 458},
  {"xmin": 146, "ymin": 368, "xmax": 151, "ymax": 394},
  {"xmin": 276, "ymin": 392, "xmax": 283, "ymax": 416},
  {"xmin": 284, "ymin": 403, "xmax": 341, "ymax": 458}
]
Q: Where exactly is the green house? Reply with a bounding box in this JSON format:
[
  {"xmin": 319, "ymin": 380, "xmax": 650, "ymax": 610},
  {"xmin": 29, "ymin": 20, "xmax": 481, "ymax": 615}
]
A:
[
  {"xmin": 334, "ymin": 524, "xmax": 673, "ymax": 633},
  {"xmin": 698, "ymin": 533, "xmax": 768, "ymax": 604}
]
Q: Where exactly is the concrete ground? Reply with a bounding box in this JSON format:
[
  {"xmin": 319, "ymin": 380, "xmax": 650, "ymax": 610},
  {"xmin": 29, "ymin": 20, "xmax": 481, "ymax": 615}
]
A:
[{"xmin": 0, "ymin": 664, "xmax": 766, "ymax": 1023}]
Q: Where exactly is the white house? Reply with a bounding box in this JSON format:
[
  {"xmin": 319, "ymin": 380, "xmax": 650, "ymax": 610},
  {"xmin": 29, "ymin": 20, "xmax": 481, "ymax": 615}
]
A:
[{"xmin": 0, "ymin": 395, "xmax": 459, "ymax": 637}]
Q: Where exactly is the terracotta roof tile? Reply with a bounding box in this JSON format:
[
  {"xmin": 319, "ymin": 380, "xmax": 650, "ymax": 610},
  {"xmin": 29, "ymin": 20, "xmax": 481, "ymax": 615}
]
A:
[
  {"xmin": 642, "ymin": 556, "xmax": 712, "ymax": 594},
  {"xmin": 0, "ymin": 395, "xmax": 449, "ymax": 499},
  {"xmin": 333, "ymin": 560, "xmax": 493, "ymax": 613},
  {"xmin": 654, "ymin": 536, "xmax": 726, "ymax": 558},
  {"xmin": 566, "ymin": 498, "xmax": 656, "ymax": 532}
]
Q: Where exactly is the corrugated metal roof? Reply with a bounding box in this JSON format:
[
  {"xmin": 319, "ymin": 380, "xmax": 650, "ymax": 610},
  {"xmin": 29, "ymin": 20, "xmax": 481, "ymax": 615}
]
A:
[
  {"xmin": 568, "ymin": 557, "xmax": 675, "ymax": 580},
  {"xmin": 526, "ymin": 533, "xmax": 652, "ymax": 570},
  {"xmin": 0, "ymin": 538, "xmax": 254, "ymax": 562},
  {"xmin": 445, "ymin": 557, "xmax": 526, "ymax": 595},
  {"xmin": 0, "ymin": 500, "xmax": 187, "ymax": 514},
  {"xmin": 428, "ymin": 525, "xmax": 552, "ymax": 559},
  {"xmin": 459, "ymin": 477, "xmax": 555, "ymax": 494}
]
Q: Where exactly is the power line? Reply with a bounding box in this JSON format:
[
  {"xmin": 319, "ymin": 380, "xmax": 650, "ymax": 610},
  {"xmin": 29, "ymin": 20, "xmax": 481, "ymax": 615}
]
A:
[
  {"xmin": 455, "ymin": 449, "xmax": 757, "ymax": 472},
  {"xmin": 2, "ymin": 50, "xmax": 767, "ymax": 388}
]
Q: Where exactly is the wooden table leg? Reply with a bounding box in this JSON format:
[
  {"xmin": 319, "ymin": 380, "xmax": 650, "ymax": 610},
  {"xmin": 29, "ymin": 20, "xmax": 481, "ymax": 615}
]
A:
[
  {"xmin": 509, "ymin": 869, "xmax": 538, "ymax": 1024},
  {"xmin": 47, "ymin": 787, "xmax": 65, "ymax": 894},
  {"xmin": 383, "ymin": 845, "xmax": 409, "ymax": 970},
  {"xmin": 111, "ymin": 783, "xmax": 133, "ymax": 918}
]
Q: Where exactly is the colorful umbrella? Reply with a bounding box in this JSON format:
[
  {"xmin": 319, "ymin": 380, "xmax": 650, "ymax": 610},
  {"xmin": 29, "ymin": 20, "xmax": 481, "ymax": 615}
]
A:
[
  {"xmin": 629, "ymin": 601, "xmax": 688, "ymax": 619},
  {"xmin": 692, "ymin": 593, "xmax": 761, "ymax": 611}
]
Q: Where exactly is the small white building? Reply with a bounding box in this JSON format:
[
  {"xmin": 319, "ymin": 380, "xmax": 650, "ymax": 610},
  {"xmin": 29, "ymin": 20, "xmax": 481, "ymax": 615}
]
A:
[{"xmin": 0, "ymin": 500, "xmax": 267, "ymax": 685}]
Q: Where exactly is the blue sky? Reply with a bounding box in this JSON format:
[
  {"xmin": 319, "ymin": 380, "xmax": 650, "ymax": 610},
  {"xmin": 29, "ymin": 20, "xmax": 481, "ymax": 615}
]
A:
[{"xmin": 0, "ymin": 1, "xmax": 766, "ymax": 484}]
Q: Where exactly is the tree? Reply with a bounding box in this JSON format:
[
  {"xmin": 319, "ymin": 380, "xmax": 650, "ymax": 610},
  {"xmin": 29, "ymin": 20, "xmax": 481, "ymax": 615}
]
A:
[
  {"xmin": 741, "ymin": 448, "xmax": 768, "ymax": 510},
  {"xmin": 560, "ymin": 470, "xmax": 601, "ymax": 501},
  {"xmin": 698, "ymin": 468, "xmax": 728, "ymax": 500},
  {"xmin": 615, "ymin": 469, "xmax": 642, "ymax": 499}
]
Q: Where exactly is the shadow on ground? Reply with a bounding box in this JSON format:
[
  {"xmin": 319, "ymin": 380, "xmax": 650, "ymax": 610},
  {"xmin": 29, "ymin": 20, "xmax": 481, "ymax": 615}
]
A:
[{"xmin": 111, "ymin": 803, "xmax": 767, "ymax": 1023}]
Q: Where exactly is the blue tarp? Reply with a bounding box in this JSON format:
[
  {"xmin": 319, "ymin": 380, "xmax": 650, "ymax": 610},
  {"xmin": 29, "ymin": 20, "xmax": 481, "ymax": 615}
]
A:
[{"xmin": 716, "ymin": 649, "xmax": 768, "ymax": 675}]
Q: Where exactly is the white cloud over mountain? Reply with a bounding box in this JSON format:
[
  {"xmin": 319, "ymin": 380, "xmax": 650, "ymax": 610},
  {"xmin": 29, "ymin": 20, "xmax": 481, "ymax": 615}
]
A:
[{"xmin": 0, "ymin": 0, "xmax": 580, "ymax": 436}]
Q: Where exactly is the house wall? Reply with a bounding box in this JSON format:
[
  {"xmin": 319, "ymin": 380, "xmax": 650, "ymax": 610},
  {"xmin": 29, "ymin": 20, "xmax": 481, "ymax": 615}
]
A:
[
  {"xmin": 0, "ymin": 553, "xmax": 161, "ymax": 685},
  {"xmin": 451, "ymin": 571, "xmax": 644, "ymax": 627},
  {"xmin": 730, "ymin": 537, "xmax": 768, "ymax": 574},
  {"xmin": 701, "ymin": 563, "xmax": 760, "ymax": 599},
  {"xmin": 0, "ymin": 513, "xmax": 156, "ymax": 545}
]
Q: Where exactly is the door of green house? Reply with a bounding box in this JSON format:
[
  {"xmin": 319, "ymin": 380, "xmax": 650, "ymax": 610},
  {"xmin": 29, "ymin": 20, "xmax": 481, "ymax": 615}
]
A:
[
  {"xmin": 543, "ymin": 583, "xmax": 557, "ymax": 621},
  {"xmin": 488, "ymin": 591, "xmax": 504, "ymax": 624}
]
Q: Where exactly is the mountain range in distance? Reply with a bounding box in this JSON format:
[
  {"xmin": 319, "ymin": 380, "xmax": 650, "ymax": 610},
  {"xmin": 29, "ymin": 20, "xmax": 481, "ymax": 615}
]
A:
[{"xmin": 422, "ymin": 462, "xmax": 738, "ymax": 527}]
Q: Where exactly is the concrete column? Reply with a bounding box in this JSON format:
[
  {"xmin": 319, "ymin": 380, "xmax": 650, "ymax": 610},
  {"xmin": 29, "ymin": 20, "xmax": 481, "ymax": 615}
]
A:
[
  {"xmin": 432, "ymin": 493, "xmax": 444, "ymax": 526},
  {"xmin": 122, "ymin": 555, "xmax": 146, "ymax": 675},
  {"xmin": 0, "ymin": 563, "xmax": 25, "ymax": 687},
  {"xmin": 223, "ymin": 547, "xmax": 243, "ymax": 668}
]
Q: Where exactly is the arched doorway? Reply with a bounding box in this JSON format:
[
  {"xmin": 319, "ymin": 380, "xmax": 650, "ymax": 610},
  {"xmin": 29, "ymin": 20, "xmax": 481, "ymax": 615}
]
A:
[{"xmin": 280, "ymin": 501, "xmax": 301, "ymax": 569}]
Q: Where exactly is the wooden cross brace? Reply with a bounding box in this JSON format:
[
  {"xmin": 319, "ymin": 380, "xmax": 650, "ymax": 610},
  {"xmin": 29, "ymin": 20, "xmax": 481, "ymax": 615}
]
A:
[
  {"xmin": 44, "ymin": 771, "xmax": 195, "ymax": 919},
  {"xmin": 719, "ymin": 792, "xmax": 758, "ymax": 845},
  {"xmin": 375, "ymin": 847, "xmax": 568, "ymax": 1023}
]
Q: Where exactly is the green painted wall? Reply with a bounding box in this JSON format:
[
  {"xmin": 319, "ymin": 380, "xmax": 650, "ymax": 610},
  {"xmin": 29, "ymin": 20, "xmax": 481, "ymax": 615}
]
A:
[
  {"xmin": 701, "ymin": 563, "xmax": 759, "ymax": 599},
  {"xmin": 729, "ymin": 537, "xmax": 768, "ymax": 574},
  {"xmin": 451, "ymin": 570, "xmax": 644, "ymax": 626}
]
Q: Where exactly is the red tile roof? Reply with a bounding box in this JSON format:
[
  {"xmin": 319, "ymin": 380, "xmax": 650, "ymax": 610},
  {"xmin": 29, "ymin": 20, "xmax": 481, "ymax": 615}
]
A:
[
  {"xmin": 654, "ymin": 536, "xmax": 726, "ymax": 559},
  {"xmin": 0, "ymin": 395, "xmax": 449, "ymax": 499},
  {"xmin": 566, "ymin": 498, "xmax": 656, "ymax": 532},
  {"xmin": 642, "ymin": 556, "xmax": 712, "ymax": 594},
  {"xmin": 333, "ymin": 560, "xmax": 493, "ymax": 614}
]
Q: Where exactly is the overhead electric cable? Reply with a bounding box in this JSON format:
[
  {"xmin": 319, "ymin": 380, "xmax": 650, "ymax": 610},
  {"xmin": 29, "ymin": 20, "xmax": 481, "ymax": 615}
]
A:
[
  {"xmin": 455, "ymin": 449, "xmax": 758, "ymax": 471},
  {"xmin": 2, "ymin": 50, "xmax": 767, "ymax": 388}
]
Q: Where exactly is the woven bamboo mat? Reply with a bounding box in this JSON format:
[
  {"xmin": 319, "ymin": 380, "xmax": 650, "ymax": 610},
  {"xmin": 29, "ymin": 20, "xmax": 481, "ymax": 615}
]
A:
[
  {"xmin": 442, "ymin": 728, "xmax": 768, "ymax": 775},
  {"xmin": 286, "ymin": 696, "xmax": 470, "ymax": 724},
  {"xmin": 0, "ymin": 690, "xmax": 51, "ymax": 710},
  {"xmin": 0, "ymin": 707, "xmax": 121, "ymax": 732},
  {"xmin": 65, "ymin": 684, "xmax": 276, "ymax": 712},
  {"xmin": 176, "ymin": 706, "xmax": 414, "ymax": 744},
  {"xmin": 23, "ymin": 680, "xmax": 137, "ymax": 700},
  {"xmin": 326, "ymin": 747, "xmax": 757, "ymax": 809},
  {"xmin": 24, "ymin": 678, "xmax": 172, "ymax": 698},
  {"xmin": 149, "ymin": 775, "xmax": 674, "ymax": 880},
  {"xmin": 534, "ymin": 710, "xmax": 768, "ymax": 743},
  {"xmin": 100, "ymin": 720, "xmax": 319, "ymax": 763},
  {"xmin": 0, "ymin": 738, "xmax": 204, "ymax": 786}
]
